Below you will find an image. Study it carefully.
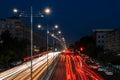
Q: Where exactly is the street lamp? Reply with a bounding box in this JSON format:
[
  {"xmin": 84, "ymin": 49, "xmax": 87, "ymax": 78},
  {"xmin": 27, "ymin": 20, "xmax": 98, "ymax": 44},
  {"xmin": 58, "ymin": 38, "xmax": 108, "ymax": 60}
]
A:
[
  {"xmin": 37, "ymin": 24, "xmax": 42, "ymax": 29},
  {"xmin": 37, "ymin": 24, "xmax": 50, "ymax": 74},
  {"xmin": 13, "ymin": 7, "xmax": 51, "ymax": 80},
  {"xmin": 37, "ymin": 24, "xmax": 59, "ymax": 51},
  {"xmin": 52, "ymin": 25, "xmax": 59, "ymax": 51},
  {"xmin": 51, "ymin": 34, "xmax": 55, "ymax": 37},
  {"xmin": 54, "ymin": 25, "xmax": 59, "ymax": 29},
  {"xmin": 58, "ymin": 31, "xmax": 61, "ymax": 34},
  {"xmin": 44, "ymin": 8, "xmax": 51, "ymax": 14},
  {"xmin": 13, "ymin": 8, "xmax": 18, "ymax": 13},
  {"xmin": 52, "ymin": 34, "xmax": 66, "ymax": 51},
  {"xmin": 37, "ymin": 24, "xmax": 49, "ymax": 51},
  {"xmin": 37, "ymin": 24, "xmax": 60, "ymax": 60}
]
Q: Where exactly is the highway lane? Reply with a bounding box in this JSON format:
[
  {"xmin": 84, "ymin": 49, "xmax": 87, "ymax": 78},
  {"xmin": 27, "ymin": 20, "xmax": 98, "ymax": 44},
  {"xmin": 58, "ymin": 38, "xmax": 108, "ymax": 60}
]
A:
[
  {"xmin": 50, "ymin": 54, "xmax": 66, "ymax": 80},
  {"xmin": 50, "ymin": 51, "xmax": 104, "ymax": 80},
  {"xmin": 0, "ymin": 52, "xmax": 61, "ymax": 80}
]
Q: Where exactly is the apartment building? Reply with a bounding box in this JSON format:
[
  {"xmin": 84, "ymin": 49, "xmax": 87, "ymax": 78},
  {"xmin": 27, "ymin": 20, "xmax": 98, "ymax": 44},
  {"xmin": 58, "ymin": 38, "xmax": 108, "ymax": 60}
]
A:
[
  {"xmin": 93, "ymin": 29, "xmax": 113, "ymax": 47},
  {"xmin": 104, "ymin": 29, "xmax": 120, "ymax": 54},
  {"xmin": 0, "ymin": 17, "xmax": 45, "ymax": 51}
]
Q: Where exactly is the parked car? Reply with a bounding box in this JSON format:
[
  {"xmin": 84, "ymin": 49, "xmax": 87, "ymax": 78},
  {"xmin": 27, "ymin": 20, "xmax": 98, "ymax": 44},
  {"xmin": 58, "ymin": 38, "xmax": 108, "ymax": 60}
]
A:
[
  {"xmin": 98, "ymin": 66, "xmax": 107, "ymax": 72},
  {"xmin": 10, "ymin": 61, "xmax": 22, "ymax": 66},
  {"xmin": 104, "ymin": 69, "xmax": 113, "ymax": 75},
  {"xmin": 105, "ymin": 70, "xmax": 113, "ymax": 75},
  {"xmin": 89, "ymin": 64, "xmax": 100, "ymax": 69}
]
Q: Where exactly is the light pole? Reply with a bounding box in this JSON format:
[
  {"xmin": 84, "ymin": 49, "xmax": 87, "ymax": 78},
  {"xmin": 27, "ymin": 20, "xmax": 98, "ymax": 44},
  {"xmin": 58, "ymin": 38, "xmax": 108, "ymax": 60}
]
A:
[
  {"xmin": 37, "ymin": 24, "xmax": 59, "ymax": 51},
  {"xmin": 52, "ymin": 25, "xmax": 59, "ymax": 52},
  {"xmin": 37, "ymin": 24, "xmax": 59, "ymax": 67},
  {"xmin": 51, "ymin": 32, "xmax": 67, "ymax": 51},
  {"xmin": 37, "ymin": 24, "xmax": 50, "ymax": 74},
  {"xmin": 30, "ymin": 6, "xmax": 33, "ymax": 80},
  {"xmin": 37, "ymin": 25, "xmax": 49, "ymax": 52},
  {"xmin": 13, "ymin": 7, "xmax": 51, "ymax": 80},
  {"xmin": 51, "ymin": 31, "xmax": 63, "ymax": 50}
]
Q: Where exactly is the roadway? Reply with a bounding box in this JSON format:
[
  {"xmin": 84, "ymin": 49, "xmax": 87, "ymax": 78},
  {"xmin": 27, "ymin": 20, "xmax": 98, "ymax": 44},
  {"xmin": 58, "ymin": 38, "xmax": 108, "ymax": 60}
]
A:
[
  {"xmin": 50, "ymin": 50, "xmax": 104, "ymax": 80},
  {"xmin": 0, "ymin": 52, "xmax": 61, "ymax": 80}
]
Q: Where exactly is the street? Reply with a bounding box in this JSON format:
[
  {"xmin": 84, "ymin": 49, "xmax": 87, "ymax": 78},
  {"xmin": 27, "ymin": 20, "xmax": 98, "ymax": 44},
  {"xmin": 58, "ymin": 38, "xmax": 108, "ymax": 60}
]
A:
[
  {"xmin": 0, "ymin": 52, "xmax": 61, "ymax": 80},
  {"xmin": 50, "ymin": 50, "xmax": 104, "ymax": 80}
]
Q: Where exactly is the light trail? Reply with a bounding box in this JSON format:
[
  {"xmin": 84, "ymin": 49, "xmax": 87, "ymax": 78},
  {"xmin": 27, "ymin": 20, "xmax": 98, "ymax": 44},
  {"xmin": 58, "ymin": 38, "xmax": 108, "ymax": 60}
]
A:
[
  {"xmin": 65, "ymin": 55, "xmax": 76, "ymax": 80},
  {"xmin": 76, "ymin": 55, "xmax": 104, "ymax": 80},
  {"xmin": 71, "ymin": 55, "xmax": 88, "ymax": 80},
  {"xmin": 50, "ymin": 50, "xmax": 104, "ymax": 80},
  {"xmin": 0, "ymin": 52, "xmax": 61, "ymax": 80}
]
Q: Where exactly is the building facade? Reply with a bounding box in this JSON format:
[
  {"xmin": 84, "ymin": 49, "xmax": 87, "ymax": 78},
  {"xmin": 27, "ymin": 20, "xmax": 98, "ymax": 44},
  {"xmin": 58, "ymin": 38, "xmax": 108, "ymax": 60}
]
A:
[
  {"xmin": 93, "ymin": 29, "xmax": 113, "ymax": 47},
  {"xmin": 0, "ymin": 17, "xmax": 46, "ymax": 51},
  {"xmin": 104, "ymin": 29, "xmax": 120, "ymax": 54},
  {"xmin": 0, "ymin": 17, "xmax": 27, "ymax": 39}
]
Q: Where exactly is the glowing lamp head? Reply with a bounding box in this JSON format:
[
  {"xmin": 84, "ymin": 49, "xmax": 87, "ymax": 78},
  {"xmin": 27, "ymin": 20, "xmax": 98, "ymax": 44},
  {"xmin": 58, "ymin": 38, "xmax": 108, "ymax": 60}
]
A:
[
  {"xmin": 54, "ymin": 25, "xmax": 58, "ymax": 29},
  {"xmin": 51, "ymin": 34, "xmax": 54, "ymax": 37},
  {"xmin": 45, "ymin": 8, "xmax": 51, "ymax": 14},
  {"xmin": 58, "ymin": 31, "xmax": 61, "ymax": 34},
  {"xmin": 37, "ymin": 24, "xmax": 42, "ymax": 29},
  {"xmin": 13, "ymin": 8, "xmax": 18, "ymax": 13}
]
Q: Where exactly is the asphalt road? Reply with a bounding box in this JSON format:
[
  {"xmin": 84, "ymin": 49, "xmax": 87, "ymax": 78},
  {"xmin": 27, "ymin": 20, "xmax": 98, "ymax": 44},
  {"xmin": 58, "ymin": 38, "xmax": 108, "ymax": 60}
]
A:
[
  {"xmin": 50, "ymin": 50, "xmax": 104, "ymax": 80},
  {"xmin": 0, "ymin": 52, "xmax": 61, "ymax": 80}
]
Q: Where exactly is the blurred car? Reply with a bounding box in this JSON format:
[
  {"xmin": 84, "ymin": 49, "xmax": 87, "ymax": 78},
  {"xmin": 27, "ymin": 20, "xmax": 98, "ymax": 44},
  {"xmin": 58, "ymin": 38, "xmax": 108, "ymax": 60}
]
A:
[
  {"xmin": 104, "ymin": 69, "xmax": 113, "ymax": 75},
  {"xmin": 98, "ymin": 66, "xmax": 107, "ymax": 72},
  {"xmin": 10, "ymin": 61, "xmax": 22, "ymax": 66},
  {"xmin": 104, "ymin": 67, "xmax": 113, "ymax": 75},
  {"xmin": 95, "ymin": 62, "xmax": 100, "ymax": 65},
  {"xmin": 89, "ymin": 64, "xmax": 100, "ymax": 69}
]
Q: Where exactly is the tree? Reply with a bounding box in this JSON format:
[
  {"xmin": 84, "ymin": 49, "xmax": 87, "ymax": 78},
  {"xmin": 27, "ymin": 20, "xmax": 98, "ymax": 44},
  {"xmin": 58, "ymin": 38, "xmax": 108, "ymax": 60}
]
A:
[
  {"xmin": 0, "ymin": 30, "xmax": 30, "ymax": 67},
  {"xmin": 0, "ymin": 30, "xmax": 13, "ymax": 66},
  {"xmin": 74, "ymin": 35, "xmax": 97, "ymax": 58}
]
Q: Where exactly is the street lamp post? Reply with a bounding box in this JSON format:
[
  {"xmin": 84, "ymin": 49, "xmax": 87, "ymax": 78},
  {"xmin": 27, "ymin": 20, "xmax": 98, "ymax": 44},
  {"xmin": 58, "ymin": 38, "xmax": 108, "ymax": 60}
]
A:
[
  {"xmin": 46, "ymin": 25, "xmax": 49, "ymax": 73},
  {"xmin": 13, "ymin": 7, "xmax": 51, "ymax": 80},
  {"xmin": 37, "ymin": 24, "xmax": 59, "ymax": 52},
  {"xmin": 52, "ymin": 25, "xmax": 58, "ymax": 52},
  {"xmin": 37, "ymin": 24, "xmax": 49, "ymax": 74},
  {"xmin": 37, "ymin": 24, "xmax": 60, "ymax": 65},
  {"xmin": 51, "ymin": 32, "xmax": 67, "ymax": 51},
  {"xmin": 30, "ymin": 6, "xmax": 33, "ymax": 80},
  {"xmin": 37, "ymin": 24, "xmax": 49, "ymax": 52}
]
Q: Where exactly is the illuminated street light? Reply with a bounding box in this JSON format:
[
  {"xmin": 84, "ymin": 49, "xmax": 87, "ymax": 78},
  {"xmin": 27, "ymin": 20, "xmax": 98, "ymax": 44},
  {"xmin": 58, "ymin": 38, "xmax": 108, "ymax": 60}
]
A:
[
  {"xmin": 37, "ymin": 24, "xmax": 51, "ymax": 74},
  {"xmin": 37, "ymin": 24, "xmax": 50, "ymax": 52},
  {"xmin": 51, "ymin": 34, "xmax": 55, "ymax": 37},
  {"xmin": 13, "ymin": 8, "xmax": 18, "ymax": 13},
  {"xmin": 13, "ymin": 7, "xmax": 51, "ymax": 80},
  {"xmin": 54, "ymin": 25, "xmax": 58, "ymax": 29},
  {"xmin": 37, "ymin": 24, "xmax": 42, "ymax": 29},
  {"xmin": 44, "ymin": 8, "xmax": 51, "ymax": 14},
  {"xmin": 58, "ymin": 31, "xmax": 61, "ymax": 34}
]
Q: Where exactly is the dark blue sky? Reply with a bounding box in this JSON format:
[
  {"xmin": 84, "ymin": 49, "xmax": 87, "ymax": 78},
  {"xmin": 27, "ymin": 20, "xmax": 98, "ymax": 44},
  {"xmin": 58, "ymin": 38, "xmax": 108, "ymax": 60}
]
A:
[{"xmin": 0, "ymin": 0, "xmax": 120, "ymax": 44}]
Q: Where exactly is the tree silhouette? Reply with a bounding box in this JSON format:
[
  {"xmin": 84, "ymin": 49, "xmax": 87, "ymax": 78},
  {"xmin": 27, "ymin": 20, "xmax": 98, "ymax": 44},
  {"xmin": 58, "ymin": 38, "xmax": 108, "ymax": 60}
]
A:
[{"xmin": 0, "ymin": 30, "xmax": 30, "ymax": 67}]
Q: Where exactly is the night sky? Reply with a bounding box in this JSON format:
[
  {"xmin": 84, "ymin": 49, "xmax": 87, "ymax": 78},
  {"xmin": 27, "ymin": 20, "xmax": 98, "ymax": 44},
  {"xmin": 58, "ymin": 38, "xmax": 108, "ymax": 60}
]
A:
[{"xmin": 0, "ymin": 0, "xmax": 120, "ymax": 44}]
